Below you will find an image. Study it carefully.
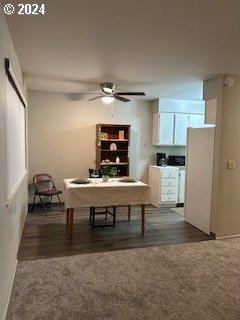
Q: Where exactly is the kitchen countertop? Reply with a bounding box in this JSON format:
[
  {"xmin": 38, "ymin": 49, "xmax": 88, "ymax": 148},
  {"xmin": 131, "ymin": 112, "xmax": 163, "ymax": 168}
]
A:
[
  {"xmin": 173, "ymin": 166, "xmax": 186, "ymax": 170},
  {"xmin": 149, "ymin": 165, "xmax": 186, "ymax": 170}
]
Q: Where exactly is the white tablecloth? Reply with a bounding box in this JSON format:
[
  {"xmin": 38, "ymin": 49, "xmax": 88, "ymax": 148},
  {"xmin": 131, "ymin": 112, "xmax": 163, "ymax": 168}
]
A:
[{"xmin": 63, "ymin": 178, "xmax": 151, "ymax": 209}]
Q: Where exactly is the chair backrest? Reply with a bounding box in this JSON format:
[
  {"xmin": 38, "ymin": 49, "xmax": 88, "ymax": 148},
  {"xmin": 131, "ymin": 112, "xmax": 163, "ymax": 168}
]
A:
[
  {"xmin": 33, "ymin": 173, "xmax": 53, "ymax": 184},
  {"xmin": 33, "ymin": 174, "xmax": 55, "ymax": 191}
]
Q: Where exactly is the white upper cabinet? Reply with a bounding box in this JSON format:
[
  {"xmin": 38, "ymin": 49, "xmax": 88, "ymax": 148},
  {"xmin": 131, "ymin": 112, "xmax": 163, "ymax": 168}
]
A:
[
  {"xmin": 152, "ymin": 112, "xmax": 174, "ymax": 145},
  {"xmin": 174, "ymin": 113, "xmax": 189, "ymax": 145},
  {"xmin": 151, "ymin": 99, "xmax": 207, "ymax": 146},
  {"xmin": 159, "ymin": 113, "xmax": 174, "ymax": 145}
]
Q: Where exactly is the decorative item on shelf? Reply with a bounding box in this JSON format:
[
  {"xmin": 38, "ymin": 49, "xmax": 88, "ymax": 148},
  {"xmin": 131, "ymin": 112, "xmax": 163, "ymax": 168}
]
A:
[
  {"xmin": 100, "ymin": 132, "xmax": 108, "ymax": 140},
  {"xmin": 102, "ymin": 159, "xmax": 110, "ymax": 164},
  {"xmin": 116, "ymin": 156, "xmax": 120, "ymax": 163},
  {"xmin": 119, "ymin": 130, "xmax": 124, "ymax": 140},
  {"xmin": 101, "ymin": 166, "xmax": 111, "ymax": 182},
  {"xmin": 110, "ymin": 143, "xmax": 117, "ymax": 150},
  {"xmin": 111, "ymin": 167, "xmax": 118, "ymax": 178}
]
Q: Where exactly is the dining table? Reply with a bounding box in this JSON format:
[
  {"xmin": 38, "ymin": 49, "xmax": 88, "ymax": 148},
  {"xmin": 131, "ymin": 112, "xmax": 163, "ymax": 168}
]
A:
[{"xmin": 63, "ymin": 177, "xmax": 151, "ymax": 238}]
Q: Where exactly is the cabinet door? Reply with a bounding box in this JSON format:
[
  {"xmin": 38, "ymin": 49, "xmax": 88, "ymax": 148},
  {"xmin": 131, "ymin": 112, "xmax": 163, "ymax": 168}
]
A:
[
  {"xmin": 174, "ymin": 113, "xmax": 188, "ymax": 145},
  {"xmin": 188, "ymin": 114, "xmax": 205, "ymax": 128},
  {"xmin": 159, "ymin": 113, "xmax": 174, "ymax": 145},
  {"xmin": 152, "ymin": 112, "xmax": 159, "ymax": 145}
]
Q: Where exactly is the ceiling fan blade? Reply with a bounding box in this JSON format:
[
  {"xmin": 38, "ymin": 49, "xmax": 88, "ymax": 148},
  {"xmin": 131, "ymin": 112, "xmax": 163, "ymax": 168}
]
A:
[
  {"xmin": 114, "ymin": 95, "xmax": 130, "ymax": 102},
  {"xmin": 80, "ymin": 92, "xmax": 101, "ymax": 95},
  {"xmin": 87, "ymin": 96, "xmax": 102, "ymax": 101},
  {"xmin": 116, "ymin": 92, "xmax": 145, "ymax": 96}
]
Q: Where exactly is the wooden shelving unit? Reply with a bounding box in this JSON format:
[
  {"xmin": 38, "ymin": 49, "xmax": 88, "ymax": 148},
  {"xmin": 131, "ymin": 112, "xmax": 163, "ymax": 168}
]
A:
[{"xmin": 96, "ymin": 124, "xmax": 130, "ymax": 176}]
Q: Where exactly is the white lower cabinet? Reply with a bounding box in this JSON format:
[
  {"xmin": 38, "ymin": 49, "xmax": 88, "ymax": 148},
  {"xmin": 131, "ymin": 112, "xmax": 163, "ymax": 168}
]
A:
[{"xmin": 149, "ymin": 166, "xmax": 179, "ymax": 207}]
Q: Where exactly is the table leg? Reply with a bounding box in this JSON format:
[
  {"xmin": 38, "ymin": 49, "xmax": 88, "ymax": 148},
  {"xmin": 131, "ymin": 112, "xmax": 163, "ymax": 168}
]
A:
[
  {"xmin": 128, "ymin": 205, "xmax": 131, "ymax": 221},
  {"xmin": 66, "ymin": 209, "xmax": 70, "ymax": 225},
  {"xmin": 113, "ymin": 206, "xmax": 116, "ymax": 228},
  {"xmin": 141, "ymin": 204, "xmax": 145, "ymax": 236},
  {"xmin": 89, "ymin": 207, "xmax": 92, "ymax": 223},
  {"xmin": 92, "ymin": 207, "xmax": 96, "ymax": 230},
  {"xmin": 69, "ymin": 208, "xmax": 74, "ymax": 237}
]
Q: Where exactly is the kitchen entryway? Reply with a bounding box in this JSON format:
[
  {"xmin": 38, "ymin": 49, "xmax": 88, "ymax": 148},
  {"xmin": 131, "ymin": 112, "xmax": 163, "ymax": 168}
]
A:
[{"xmin": 171, "ymin": 207, "xmax": 184, "ymax": 216}]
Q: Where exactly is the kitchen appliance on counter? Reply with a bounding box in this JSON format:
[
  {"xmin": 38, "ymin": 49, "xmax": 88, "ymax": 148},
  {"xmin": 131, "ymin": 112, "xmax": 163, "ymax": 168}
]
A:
[
  {"xmin": 168, "ymin": 155, "xmax": 185, "ymax": 166},
  {"xmin": 156, "ymin": 153, "xmax": 167, "ymax": 166}
]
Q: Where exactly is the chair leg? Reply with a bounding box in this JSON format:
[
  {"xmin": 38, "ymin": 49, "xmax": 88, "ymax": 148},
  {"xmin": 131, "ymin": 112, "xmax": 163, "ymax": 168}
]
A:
[
  {"xmin": 89, "ymin": 207, "xmax": 93, "ymax": 223},
  {"xmin": 105, "ymin": 207, "xmax": 108, "ymax": 220},
  {"xmin": 57, "ymin": 194, "xmax": 64, "ymax": 212},
  {"xmin": 31, "ymin": 193, "xmax": 36, "ymax": 212},
  {"xmin": 38, "ymin": 195, "xmax": 47, "ymax": 216},
  {"xmin": 47, "ymin": 195, "xmax": 52, "ymax": 208},
  {"xmin": 113, "ymin": 206, "xmax": 116, "ymax": 228},
  {"xmin": 128, "ymin": 205, "xmax": 131, "ymax": 221}
]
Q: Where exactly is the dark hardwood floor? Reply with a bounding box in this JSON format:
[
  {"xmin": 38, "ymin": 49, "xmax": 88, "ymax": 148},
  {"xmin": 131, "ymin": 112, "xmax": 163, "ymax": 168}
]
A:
[{"xmin": 18, "ymin": 205, "xmax": 213, "ymax": 261}]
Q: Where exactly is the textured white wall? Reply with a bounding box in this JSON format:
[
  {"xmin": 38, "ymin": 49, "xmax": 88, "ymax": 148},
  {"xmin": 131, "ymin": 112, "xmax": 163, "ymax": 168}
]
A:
[
  {"xmin": 204, "ymin": 76, "xmax": 240, "ymax": 237},
  {"xmin": 28, "ymin": 91, "xmax": 155, "ymax": 195},
  {"xmin": 28, "ymin": 91, "xmax": 187, "ymax": 201},
  {"xmin": 216, "ymin": 76, "xmax": 240, "ymax": 237},
  {"xmin": 0, "ymin": 5, "xmax": 28, "ymax": 320}
]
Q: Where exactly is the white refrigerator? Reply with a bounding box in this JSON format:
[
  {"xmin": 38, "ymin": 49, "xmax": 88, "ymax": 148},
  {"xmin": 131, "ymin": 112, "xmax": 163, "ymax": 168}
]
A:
[{"xmin": 185, "ymin": 127, "xmax": 215, "ymax": 235}]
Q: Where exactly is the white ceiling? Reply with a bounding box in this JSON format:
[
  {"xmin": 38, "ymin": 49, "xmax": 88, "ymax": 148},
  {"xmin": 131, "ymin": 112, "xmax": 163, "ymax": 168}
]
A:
[{"xmin": 3, "ymin": 0, "xmax": 240, "ymax": 100}]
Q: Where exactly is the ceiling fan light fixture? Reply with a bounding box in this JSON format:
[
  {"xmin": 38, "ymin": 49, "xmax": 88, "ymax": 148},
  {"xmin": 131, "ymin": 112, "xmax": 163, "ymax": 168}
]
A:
[
  {"xmin": 101, "ymin": 96, "xmax": 115, "ymax": 104},
  {"xmin": 101, "ymin": 82, "xmax": 115, "ymax": 94},
  {"xmin": 87, "ymin": 82, "xmax": 145, "ymax": 103},
  {"xmin": 103, "ymin": 87, "xmax": 113, "ymax": 94}
]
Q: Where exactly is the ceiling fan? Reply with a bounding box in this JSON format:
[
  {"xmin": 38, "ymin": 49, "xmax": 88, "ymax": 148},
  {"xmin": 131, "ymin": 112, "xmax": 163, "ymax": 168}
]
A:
[{"xmin": 87, "ymin": 82, "xmax": 145, "ymax": 103}]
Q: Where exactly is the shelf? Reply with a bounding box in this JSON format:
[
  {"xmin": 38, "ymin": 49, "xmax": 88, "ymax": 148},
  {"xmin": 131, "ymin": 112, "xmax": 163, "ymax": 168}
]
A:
[
  {"xmin": 101, "ymin": 149, "xmax": 128, "ymax": 152},
  {"xmin": 101, "ymin": 139, "xmax": 128, "ymax": 142},
  {"xmin": 96, "ymin": 124, "xmax": 130, "ymax": 177},
  {"xmin": 100, "ymin": 162, "xmax": 128, "ymax": 166}
]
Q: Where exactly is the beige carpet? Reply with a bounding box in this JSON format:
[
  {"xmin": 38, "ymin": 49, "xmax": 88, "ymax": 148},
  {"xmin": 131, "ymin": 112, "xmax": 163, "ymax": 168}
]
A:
[
  {"xmin": 171, "ymin": 207, "xmax": 185, "ymax": 216},
  {"xmin": 7, "ymin": 239, "xmax": 240, "ymax": 320}
]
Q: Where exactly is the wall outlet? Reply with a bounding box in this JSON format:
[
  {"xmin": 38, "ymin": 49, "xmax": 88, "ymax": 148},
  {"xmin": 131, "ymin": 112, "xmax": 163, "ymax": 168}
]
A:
[{"xmin": 227, "ymin": 160, "xmax": 235, "ymax": 169}]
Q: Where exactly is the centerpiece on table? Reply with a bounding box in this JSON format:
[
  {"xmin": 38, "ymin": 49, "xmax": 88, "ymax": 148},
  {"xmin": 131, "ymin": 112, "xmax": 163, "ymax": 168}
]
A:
[{"xmin": 101, "ymin": 166, "xmax": 111, "ymax": 182}]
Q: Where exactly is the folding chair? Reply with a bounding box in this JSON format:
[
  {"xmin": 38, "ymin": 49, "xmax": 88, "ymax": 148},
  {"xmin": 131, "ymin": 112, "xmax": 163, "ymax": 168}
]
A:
[{"xmin": 31, "ymin": 173, "xmax": 64, "ymax": 215}]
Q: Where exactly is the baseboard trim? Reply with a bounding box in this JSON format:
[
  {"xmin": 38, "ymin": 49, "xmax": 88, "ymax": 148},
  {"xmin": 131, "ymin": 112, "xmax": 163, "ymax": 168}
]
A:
[
  {"xmin": 3, "ymin": 259, "xmax": 18, "ymax": 320},
  {"xmin": 216, "ymin": 234, "xmax": 240, "ymax": 240}
]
